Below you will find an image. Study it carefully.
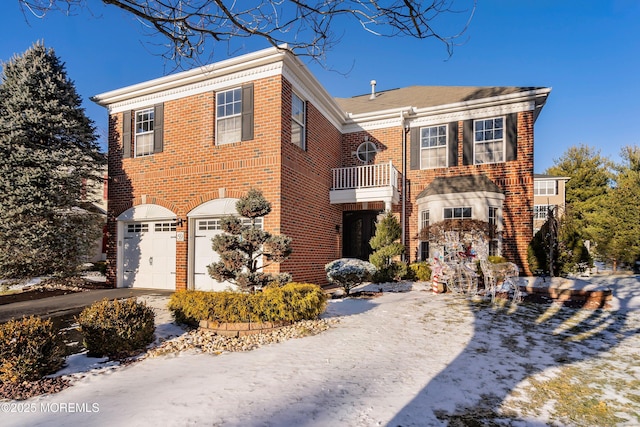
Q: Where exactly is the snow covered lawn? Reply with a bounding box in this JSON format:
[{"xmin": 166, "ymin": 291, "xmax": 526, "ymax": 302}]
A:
[{"xmin": 4, "ymin": 275, "xmax": 640, "ymax": 426}]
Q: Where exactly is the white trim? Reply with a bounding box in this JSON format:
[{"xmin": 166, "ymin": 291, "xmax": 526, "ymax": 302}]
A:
[
  {"xmin": 116, "ymin": 204, "xmax": 176, "ymax": 221},
  {"xmin": 187, "ymin": 198, "xmax": 239, "ymax": 218}
]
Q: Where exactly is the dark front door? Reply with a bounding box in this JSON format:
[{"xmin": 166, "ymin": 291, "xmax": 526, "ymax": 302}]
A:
[{"xmin": 342, "ymin": 210, "xmax": 380, "ymax": 260}]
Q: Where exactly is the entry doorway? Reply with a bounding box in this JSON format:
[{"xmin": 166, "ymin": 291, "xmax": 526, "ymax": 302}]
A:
[{"xmin": 342, "ymin": 210, "xmax": 380, "ymax": 260}]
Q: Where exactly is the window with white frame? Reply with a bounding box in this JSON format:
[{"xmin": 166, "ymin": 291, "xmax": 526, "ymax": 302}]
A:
[
  {"xmin": 488, "ymin": 206, "xmax": 499, "ymax": 256},
  {"xmin": 420, "ymin": 125, "xmax": 447, "ymax": 169},
  {"xmin": 534, "ymin": 205, "xmax": 556, "ymax": 220},
  {"xmin": 419, "ymin": 210, "xmax": 430, "ymax": 261},
  {"xmin": 216, "ymin": 88, "xmax": 242, "ymax": 145},
  {"xmin": 534, "ymin": 180, "xmax": 557, "ymax": 196},
  {"xmin": 291, "ymin": 92, "xmax": 306, "ymax": 149},
  {"xmin": 474, "ymin": 117, "xmax": 504, "ymax": 164},
  {"xmin": 135, "ymin": 108, "xmax": 154, "ymax": 157},
  {"xmin": 356, "ymin": 140, "xmax": 377, "ymax": 163},
  {"xmin": 444, "ymin": 207, "xmax": 472, "ymax": 219}
]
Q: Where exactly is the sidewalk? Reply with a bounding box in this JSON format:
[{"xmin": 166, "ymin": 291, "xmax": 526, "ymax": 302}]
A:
[{"xmin": 0, "ymin": 288, "xmax": 173, "ymax": 323}]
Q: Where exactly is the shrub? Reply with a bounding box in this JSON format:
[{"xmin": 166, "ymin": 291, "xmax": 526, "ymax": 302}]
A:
[
  {"xmin": 0, "ymin": 316, "xmax": 65, "ymax": 383},
  {"xmin": 168, "ymin": 282, "xmax": 327, "ymax": 325},
  {"xmin": 325, "ymin": 258, "xmax": 376, "ymax": 296},
  {"xmin": 488, "ymin": 255, "xmax": 507, "ymax": 264},
  {"xmin": 78, "ymin": 298, "xmax": 155, "ymax": 358},
  {"xmin": 369, "ymin": 211, "xmax": 406, "ymax": 283},
  {"xmin": 408, "ymin": 262, "xmax": 432, "ymax": 281}
]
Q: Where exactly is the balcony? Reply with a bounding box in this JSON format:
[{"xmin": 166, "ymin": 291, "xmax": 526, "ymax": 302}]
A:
[{"xmin": 330, "ymin": 161, "xmax": 400, "ymax": 210}]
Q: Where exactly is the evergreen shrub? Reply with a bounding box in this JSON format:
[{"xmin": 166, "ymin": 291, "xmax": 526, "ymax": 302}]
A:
[
  {"xmin": 325, "ymin": 258, "xmax": 376, "ymax": 295},
  {"xmin": 408, "ymin": 262, "xmax": 432, "ymax": 281},
  {"xmin": 168, "ymin": 282, "xmax": 327, "ymax": 325},
  {"xmin": 0, "ymin": 316, "xmax": 65, "ymax": 383},
  {"xmin": 78, "ymin": 298, "xmax": 155, "ymax": 358}
]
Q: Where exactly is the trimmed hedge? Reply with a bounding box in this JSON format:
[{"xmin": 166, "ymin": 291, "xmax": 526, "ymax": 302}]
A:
[
  {"xmin": 0, "ymin": 316, "xmax": 65, "ymax": 383},
  {"xmin": 78, "ymin": 298, "xmax": 155, "ymax": 358},
  {"xmin": 168, "ymin": 282, "xmax": 327, "ymax": 326}
]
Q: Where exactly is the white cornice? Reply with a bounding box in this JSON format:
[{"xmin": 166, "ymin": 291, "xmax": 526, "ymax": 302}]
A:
[{"xmin": 342, "ymin": 88, "xmax": 551, "ymax": 132}]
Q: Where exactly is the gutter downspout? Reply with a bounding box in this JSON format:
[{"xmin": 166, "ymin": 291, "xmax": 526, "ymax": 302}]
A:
[{"xmin": 400, "ymin": 110, "xmax": 408, "ymax": 261}]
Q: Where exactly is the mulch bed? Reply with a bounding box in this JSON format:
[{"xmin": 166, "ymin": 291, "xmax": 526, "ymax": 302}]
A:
[{"xmin": 0, "ymin": 377, "xmax": 71, "ymax": 400}]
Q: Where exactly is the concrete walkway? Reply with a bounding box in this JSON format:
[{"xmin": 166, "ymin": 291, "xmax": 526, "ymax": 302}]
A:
[{"xmin": 0, "ymin": 288, "xmax": 173, "ymax": 323}]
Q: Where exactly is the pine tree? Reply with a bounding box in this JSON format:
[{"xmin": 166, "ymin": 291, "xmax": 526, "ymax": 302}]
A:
[
  {"xmin": 0, "ymin": 42, "xmax": 104, "ymax": 279},
  {"xmin": 593, "ymin": 146, "xmax": 640, "ymax": 269},
  {"xmin": 369, "ymin": 211, "xmax": 406, "ymax": 282},
  {"xmin": 207, "ymin": 189, "xmax": 293, "ymax": 291},
  {"xmin": 546, "ymin": 144, "xmax": 613, "ymax": 243}
]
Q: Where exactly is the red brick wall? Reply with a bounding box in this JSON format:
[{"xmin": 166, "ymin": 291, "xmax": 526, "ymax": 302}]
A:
[
  {"xmin": 279, "ymin": 79, "xmax": 344, "ymax": 284},
  {"xmin": 340, "ymin": 111, "xmax": 535, "ymax": 275},
  {"xmin": 107, "ymin": 75, "xmax": 344, "ymax": 289}
]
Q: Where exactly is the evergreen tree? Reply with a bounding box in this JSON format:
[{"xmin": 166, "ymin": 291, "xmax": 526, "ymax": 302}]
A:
[
  {"xmin": 545, "ymin": 144, "xmax": 613, "ymax": 243},
  {"xmin": 593, "ymin": 146, "xmax": 640, "ymax": 269},
  {"xmin": 369, "ymin": 211, "xmax": 406, "ymax": 282},
  {"xmin": 0, "ymin": 42, "xmax": 104, "ymax": 279},
  {"xmin": 207, "ymin": 189, "xmax": 293, "ymax": 291}
]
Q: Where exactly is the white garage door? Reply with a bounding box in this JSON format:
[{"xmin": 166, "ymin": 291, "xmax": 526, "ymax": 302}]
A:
[
  {"xmin": 192, "ymin": 217, "xmax": 262, "ymax": 291},
  {"xmin": 123, "ymin": 221, "xmax": 176, "ymax": 289}
]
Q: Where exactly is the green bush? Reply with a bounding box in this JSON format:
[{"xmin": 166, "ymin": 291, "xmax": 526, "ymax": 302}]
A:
[
  {"xmin": 408, "ymin": 262, "xmax": 432, "ymax": 281},
  {"xmin": 0, "ymin": 316, "xmax": 65, "ymax": 383},
  {"xmin": 78, "ymin": 298, "xmax": 155, "ymax": 358},
  {"xmin": 488, "ymin": 255, "xmax": 508, "ymax": 264},
  {"xmin": 168, "ymin": 282, "xmax": 327, "ymax": 325},
  {"xmin": 325, "ymin": 258, "xmax": 376, "ymax": 295}
]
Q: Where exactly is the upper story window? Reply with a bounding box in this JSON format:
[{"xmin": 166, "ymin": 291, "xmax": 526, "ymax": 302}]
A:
[
  {"xmin": 216, "ymin": 88, "xmax": 242, "ymax": 145},
  {"xmin": 135, "ymin": 108, "xmax": 154, "ymax": 157},
  {"xmin": 291, "ymin": 93, "xmax": 306, "ymax": 150},
  {"xmin": 534, "ymin": 180, "xmax": 557, "ymax": 196},
  {"xmin": 420, "ymin": 125, "xmax": 447, "ymax": 169},
  {"xmin": 444, "ymin": 207, "xmax": 472, "ymax": 219},
  {"xmin": 474, "ymin": 117, "xmax": 504, "ymax": 164}
]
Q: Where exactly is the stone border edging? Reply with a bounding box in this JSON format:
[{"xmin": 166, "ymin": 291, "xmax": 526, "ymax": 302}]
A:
[{"xmin": 199, "ymin": 320, "xmax": 293, "ymax": 337}]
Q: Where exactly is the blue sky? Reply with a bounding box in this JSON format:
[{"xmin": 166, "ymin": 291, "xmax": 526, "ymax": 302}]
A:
[{"xmin": 1, "ymin": 1, "xmax": 638, "ymax": 173}]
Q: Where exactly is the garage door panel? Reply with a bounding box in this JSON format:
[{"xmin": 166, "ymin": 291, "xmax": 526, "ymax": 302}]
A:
[{"xmin": 122, "ymin": 221, "xmax": 176, "ymax": 290}]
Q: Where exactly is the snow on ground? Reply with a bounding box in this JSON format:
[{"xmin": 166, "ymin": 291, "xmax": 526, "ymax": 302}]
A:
[{"xmin": 4, "ymin": 275, "xmax": 640, "ymax": 426}]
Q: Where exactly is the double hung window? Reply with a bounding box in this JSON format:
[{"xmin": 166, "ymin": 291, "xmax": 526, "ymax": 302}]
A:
[
  {"xmin": 474, "ymin": 117, "xmax": 504, "ymax": 164},
  {"xmin": 216, "ymin": 88, "xmax": 242, "ymax": 145},
  {"xmin": 135, "ymin": 108, "xmax": 154, "ymax": 157},
  {"xmin": 420, "ymin": 125, "xmax": 447, "ymax": 169},
  {"xmin": 291, "ymin": 93, "xmax": 306, "ymax": 149}
]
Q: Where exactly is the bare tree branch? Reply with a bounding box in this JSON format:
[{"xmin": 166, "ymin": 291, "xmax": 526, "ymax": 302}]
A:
[{"xmin": 18, "ymin": 0, "xmax": 476, "ymax": 67}]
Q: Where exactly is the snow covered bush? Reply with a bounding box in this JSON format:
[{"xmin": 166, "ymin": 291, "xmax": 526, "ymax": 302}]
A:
[
  {"xmin": 78, "ymin": 298, "xmax": 155, "ymax": 358},
  {"xmin": 0, "ymin": 316, "xmax": 65, "ymax": 383},
  {"xmin": 325, "ymin": 258, "xmax": 376, "ymax": 296}
]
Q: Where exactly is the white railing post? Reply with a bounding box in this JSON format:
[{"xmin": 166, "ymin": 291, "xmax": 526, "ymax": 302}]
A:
[{"xmin": 331, "ymin": 162, "xmax": 398, "ymax": 190}]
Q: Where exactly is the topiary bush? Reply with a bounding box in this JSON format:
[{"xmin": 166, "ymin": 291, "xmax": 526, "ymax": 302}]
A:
[
  {"xmin": 0, "ymin": 316, "xmax": 65, "ymax": 383},
  {"xmin": 325, "ymin": 258, "xmax": 376, "ymax": 296},
  {"xmin": 168, "ymin": 282, "xmax": 327, "ymax": 325},
  {"xmin": 78, "ymin": 298, "xmax": 155, "ymax": 358}
]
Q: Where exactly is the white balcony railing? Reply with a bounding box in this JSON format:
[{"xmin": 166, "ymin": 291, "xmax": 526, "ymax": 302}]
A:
[
  {"xmin": 332, "ymin": 161, "xmax": 398, "ymax": 190},
  {"xmin": 330, "ymin": 161, "xmax": 400, "ymax": 210}
]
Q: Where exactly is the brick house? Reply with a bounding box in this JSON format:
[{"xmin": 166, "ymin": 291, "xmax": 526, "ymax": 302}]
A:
[{"xmin": 93, "ymin": 46, "xmax": 551, "ymax": 290}]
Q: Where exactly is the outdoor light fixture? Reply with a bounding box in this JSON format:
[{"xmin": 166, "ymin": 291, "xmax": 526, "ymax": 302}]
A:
[{"xmin": 175, "ymin": 218, "xmax": 184, "ymax": 227}]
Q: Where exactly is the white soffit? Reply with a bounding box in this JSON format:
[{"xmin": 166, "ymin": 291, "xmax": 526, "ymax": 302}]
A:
[{"xmin": 117, "ymin": 204, "xmax": 176, "ymax": 221}]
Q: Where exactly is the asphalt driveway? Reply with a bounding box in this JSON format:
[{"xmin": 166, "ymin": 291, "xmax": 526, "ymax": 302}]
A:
[{"xmin": 0, "ymin": 288, "xmax": 173, "ymax": 323}]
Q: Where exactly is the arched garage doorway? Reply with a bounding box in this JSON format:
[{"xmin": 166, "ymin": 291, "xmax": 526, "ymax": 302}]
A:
[{"xmin": 116, "ymin": 204, "xmax": 177, "ymax": 289}]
